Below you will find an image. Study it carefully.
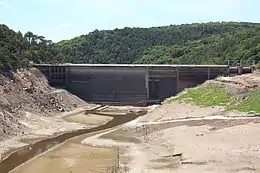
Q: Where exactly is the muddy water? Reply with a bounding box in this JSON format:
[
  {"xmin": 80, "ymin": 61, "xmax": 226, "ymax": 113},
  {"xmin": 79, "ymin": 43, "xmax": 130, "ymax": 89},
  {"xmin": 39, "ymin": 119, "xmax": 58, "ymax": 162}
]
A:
[{"xmin": 0, "ymin": 109, "xmax": 147, "ymax": 173}]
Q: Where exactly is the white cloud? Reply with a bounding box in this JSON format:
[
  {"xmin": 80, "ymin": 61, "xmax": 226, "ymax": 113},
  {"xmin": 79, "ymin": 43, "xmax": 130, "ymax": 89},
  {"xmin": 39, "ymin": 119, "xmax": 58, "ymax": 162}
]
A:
[{"xmin": 58, "ymin": 23, "xmax": 72, "ymax": 27}]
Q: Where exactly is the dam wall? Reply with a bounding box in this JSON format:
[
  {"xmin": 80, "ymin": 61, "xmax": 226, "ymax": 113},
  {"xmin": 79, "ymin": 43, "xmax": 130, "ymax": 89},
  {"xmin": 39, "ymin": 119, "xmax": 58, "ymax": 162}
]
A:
[{"xmin": 34, "ymin": 64, "xmax": 235, "ymax": 104}]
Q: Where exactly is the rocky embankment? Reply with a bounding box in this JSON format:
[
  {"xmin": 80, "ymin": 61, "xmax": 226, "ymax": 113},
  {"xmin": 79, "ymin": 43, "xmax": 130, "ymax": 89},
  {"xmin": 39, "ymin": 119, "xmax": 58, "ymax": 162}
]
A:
[
  {"xmin": 206, "ymin": 71, "xmax": 260, "ymax": 93},
  {"xmin": 0, "ymin": 68, "xmax": 85, "ymax": 140}
]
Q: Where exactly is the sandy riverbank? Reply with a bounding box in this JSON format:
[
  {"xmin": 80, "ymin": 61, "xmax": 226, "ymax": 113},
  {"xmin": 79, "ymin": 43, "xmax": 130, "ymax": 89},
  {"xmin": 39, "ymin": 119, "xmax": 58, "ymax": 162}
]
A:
[
  {"xmin": 77, "ymin": 102, "xmax": 260, "ymax": 173},
  {"xmin": 9, "ymin": 106, "xmax": 145, "ymax": 173},
  {"xmin": 0, "ymin": 104, "xmax": 100, "ymax": 161},
  {"xmin": 6, "ymin": 101, "xmax": 260, "ymax": 173}
]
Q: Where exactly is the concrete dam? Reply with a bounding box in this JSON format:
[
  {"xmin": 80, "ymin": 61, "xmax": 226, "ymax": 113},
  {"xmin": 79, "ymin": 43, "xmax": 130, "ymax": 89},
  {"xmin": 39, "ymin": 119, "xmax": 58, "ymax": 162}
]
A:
[{"xmin": 34, "ymin": 64, "xmax": 253, "ymax": 105}]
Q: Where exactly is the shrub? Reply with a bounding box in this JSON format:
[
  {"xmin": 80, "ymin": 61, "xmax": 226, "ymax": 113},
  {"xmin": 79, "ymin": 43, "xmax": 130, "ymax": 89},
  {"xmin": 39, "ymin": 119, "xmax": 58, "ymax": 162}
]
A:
[{"xmin": 256, "ymin": 63, "xmax": 260, "ymax": 70}]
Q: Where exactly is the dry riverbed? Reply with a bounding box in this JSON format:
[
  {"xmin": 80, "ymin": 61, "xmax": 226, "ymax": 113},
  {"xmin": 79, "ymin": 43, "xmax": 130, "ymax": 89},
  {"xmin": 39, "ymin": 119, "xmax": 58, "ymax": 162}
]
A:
[
  {"xmin": 3, "ymin": 102, "xmax": 260, "ymax": 173},
  {"xmin": 0, "ymin": 104, "xmax": 100, "ymax": 160},
  {"xmin": 3, "ymin": 105, "xmax": 145, "ymax": 173},
  {"xmin": 81, "ymin": 103, "xmax": 260, "ymax": 173}
]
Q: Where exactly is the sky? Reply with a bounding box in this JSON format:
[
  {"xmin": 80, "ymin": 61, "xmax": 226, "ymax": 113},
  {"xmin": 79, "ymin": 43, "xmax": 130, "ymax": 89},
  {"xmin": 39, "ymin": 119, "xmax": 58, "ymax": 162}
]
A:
[{"xmin": 0, "ymin": 0, "xmax": 259, "ymax": 42}]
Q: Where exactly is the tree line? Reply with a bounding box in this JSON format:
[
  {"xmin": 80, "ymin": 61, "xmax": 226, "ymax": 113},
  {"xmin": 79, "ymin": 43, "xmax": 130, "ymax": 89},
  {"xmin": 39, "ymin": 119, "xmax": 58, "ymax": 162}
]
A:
[
  {"xmin": 1, "ymin": 22, "xmax": 260, "ymax": 71},
  {"xmin": 0, "ymin": 24, "xmax": 57, "ymax": 71}
]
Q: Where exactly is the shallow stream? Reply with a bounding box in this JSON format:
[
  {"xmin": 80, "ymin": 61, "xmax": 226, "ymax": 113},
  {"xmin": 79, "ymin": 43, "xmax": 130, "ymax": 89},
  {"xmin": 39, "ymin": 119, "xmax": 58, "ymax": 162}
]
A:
[{"xmin": 0, "ymin": 109, "xmax": 147, "ymax": 173}]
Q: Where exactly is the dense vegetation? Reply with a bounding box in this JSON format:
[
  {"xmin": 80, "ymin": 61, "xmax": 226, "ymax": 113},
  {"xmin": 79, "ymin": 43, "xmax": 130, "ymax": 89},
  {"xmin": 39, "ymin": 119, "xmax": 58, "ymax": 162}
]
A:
[
  {"xmin": 57, "ymin": 22, "xmax": 260, "ymax": 65},
  {"xmin": 0, "ymin": 24, "xmax": 56, "ymax": 71},
  {"xmin": 1, "ymin": 22, "xmax": 260, "ymax": 70}
]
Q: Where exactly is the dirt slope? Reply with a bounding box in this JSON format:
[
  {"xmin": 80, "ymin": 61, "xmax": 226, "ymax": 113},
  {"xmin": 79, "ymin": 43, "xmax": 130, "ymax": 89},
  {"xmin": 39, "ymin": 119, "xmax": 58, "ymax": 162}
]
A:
[
  {"xmin": 204, "ymin": 71, "xmax": 260, "ymax": 94},
  {"xmin": 0, "ymin": 68, "xmax": 85, "ymax": 140}
]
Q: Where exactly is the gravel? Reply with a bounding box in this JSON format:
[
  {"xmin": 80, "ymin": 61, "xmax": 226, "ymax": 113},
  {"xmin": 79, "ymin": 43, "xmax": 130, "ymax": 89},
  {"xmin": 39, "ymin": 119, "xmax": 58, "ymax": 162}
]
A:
[{"xmin": 0, "ymin": 68, "xmax": 85, "ymax": 140}]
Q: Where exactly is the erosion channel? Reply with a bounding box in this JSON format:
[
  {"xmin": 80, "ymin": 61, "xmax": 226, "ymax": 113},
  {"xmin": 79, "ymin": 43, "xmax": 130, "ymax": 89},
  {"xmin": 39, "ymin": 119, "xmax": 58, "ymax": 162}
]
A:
[{"xmin": 0, "ymin": 107, "xmax": 147, "ymax": 173}]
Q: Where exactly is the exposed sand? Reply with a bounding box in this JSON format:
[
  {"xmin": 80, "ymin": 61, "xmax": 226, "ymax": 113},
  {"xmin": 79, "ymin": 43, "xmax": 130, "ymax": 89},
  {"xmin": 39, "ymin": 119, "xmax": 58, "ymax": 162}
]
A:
[
  {"xmin": 127, "ymin": 103, "xmax": 260, "ymax": 173},
  {"xmin": 77, "ymin": 102, "xmax": 260, "ymax": 173},
  {"xmin": 11, "ymin": 142, "xmax": 117, "ymax": 173},
  {"xmin": 64, "ymin": 113, "xmax": 113, "ymax": 127},
  {"xmin": 5, "ymin": 102, "xmax": 260, "ymax": 173},
  {"xmin": 142, "ymin": 123, "xmax": 260, "ymax": 173},
  {"xmin": 7, "ymin": 106, "xmax": 144, "ymax": 173},
  {"xmin": 139, "ymin": 102, "xmax": 225, "ymax": 122},
  {"xmin": 0, "ymin": 104, "xmax": 101, "ymax": 161}
]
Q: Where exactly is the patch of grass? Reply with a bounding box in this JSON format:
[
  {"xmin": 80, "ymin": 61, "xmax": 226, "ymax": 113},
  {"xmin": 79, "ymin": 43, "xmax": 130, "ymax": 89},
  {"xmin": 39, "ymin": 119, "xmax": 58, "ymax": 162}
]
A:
[
  {"xmin": 256, "ymin": 63, "xmax": 260, "ymax": 70},
  {"xmin": 167, "ymin": 85, "xmax": 260, "ymax": 115},
  {"xmin": 100, "ymin": 129, "xmax": 141, "ymax": 144},
  {"xmin": 227, "ymin": 90, "xmax": 260, "ymax": 114},
  {"xmin": 168, "ymin": 86, "xmax": 229, "ymax": 107}
]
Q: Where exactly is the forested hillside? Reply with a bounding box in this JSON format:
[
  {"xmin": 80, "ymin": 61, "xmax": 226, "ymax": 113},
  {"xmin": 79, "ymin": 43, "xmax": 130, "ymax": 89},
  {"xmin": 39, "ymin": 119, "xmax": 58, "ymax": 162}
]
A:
[
  {"xmin": 0, "ymin": 24, "xmax": 57, "ymax": 70},
  {"xmin": 1, "ymin": 22, "xmax": 260, "ymax": 70},
  {"xmin": 56, "ymin": 22, "xmax": 260, "ymax": 65}
]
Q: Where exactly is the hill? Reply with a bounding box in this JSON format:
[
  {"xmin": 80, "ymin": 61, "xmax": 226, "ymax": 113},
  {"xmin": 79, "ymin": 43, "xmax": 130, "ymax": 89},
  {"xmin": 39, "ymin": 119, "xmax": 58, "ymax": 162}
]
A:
[
  {"xmin": 0, "ymin": 24, "xmax": 57, "ymax": 70},
  {"xmin": 56, "ymin": 22, "xmax": 260, "ymax": 65},
  {"xmin": 1, "ymin": 22, "xmax": 260, "ymax": 70}
]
